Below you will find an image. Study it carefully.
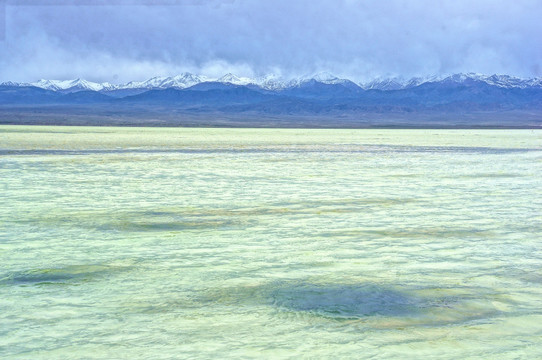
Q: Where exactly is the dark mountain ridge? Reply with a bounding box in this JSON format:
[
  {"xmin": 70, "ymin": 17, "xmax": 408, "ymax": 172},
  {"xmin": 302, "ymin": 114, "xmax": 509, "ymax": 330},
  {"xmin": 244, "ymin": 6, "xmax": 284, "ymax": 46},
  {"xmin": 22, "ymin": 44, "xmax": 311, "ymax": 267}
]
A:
[{"xmin": 1, "ymin": 74, "xmax": 541, "ymax": 127}]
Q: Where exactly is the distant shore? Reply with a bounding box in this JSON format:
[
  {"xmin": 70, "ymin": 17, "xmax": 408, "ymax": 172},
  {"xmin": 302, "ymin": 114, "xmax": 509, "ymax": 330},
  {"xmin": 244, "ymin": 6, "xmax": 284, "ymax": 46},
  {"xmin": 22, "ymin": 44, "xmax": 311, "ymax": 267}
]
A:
[{"xmin": 0, "ymin": 106, "xmax": 540, "ymax": 129}]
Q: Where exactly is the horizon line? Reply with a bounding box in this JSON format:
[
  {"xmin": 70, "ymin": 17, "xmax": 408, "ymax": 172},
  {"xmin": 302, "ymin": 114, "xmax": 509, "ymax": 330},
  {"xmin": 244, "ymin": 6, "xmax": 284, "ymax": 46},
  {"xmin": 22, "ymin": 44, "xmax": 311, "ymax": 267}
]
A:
[{"xmin": 3, "ymin": 71, "xmax": 542, "ymax": 87}]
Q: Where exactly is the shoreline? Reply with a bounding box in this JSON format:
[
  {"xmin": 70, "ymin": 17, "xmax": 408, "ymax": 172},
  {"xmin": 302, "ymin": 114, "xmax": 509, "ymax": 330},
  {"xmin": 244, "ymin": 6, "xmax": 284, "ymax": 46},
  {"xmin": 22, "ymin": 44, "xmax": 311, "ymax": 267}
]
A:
[{"xmin": 1, "ymin": 123, "xmax": 541, "ymax": 129}]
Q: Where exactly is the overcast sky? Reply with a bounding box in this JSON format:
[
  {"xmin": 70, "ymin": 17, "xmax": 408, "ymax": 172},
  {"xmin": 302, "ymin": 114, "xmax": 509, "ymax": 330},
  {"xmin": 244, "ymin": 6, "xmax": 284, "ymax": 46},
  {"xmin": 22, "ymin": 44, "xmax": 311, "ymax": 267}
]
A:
[{"xmin": 1, "ymin": 0, "xmax": 541, "ymax": 83}]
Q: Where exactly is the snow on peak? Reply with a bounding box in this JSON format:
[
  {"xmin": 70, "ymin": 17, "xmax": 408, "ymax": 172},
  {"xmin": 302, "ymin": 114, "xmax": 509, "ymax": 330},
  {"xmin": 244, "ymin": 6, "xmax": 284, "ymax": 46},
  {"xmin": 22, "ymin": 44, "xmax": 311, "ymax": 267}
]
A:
[
  {"xmin": 32, "ymin": 79, "xmax": 63, "ymax": 91},
  {"xmin": 117, "ymin": 73, "xmax": 208, "ymax": 89},
  {"xmin": 362, "ymin": 77, "xmax": 406, "ymax": 90},
  {"xmin": 403, "ymin": 75, "xmax": 443, "ymax": 88},
  {"xmin": 436, "ymin": 73, "xmax": 541, "ymax": 88},
  {"xmin": 0, "ymin": 81, "xmax": 22, "ymax": 87},
  {"xmin": 29, "ymin": 78, "xmax": 114, "ymax": 92},
  {"xmin": 157, "ymin": 73, "xmax": 205, "ymax": 88},
  {"xmin": 483, "ymin": 74, "xmax": 538, "ymax": 88},
  {"xmin": 217, "ymin": 73, "xmax": 253, "ymax": 85},
  {"xmin": 281, "ymin": 72, "xmax": 357, "ymax": 90},
  {"xmin": 360, "ymin": 73, "xmax": 542, "ymax": 90},
  {"xmin": 311, "ymin": 72, "xmax": 339, "ymax": 82},
  {"xmin": 4, "ymin": 73, "xmax": 542, "ymax": 93},
  {"xmin": 252, "ymin": 74, "xmax": 288, "ymax": 90}
]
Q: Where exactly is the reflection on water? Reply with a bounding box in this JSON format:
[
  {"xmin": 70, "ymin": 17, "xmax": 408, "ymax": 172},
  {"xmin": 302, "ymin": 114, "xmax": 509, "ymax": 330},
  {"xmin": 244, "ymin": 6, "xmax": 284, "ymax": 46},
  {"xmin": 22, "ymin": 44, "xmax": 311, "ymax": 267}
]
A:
[{"xmin": 1, "ymin": 127, "xmax": 541, "ymax": 359}]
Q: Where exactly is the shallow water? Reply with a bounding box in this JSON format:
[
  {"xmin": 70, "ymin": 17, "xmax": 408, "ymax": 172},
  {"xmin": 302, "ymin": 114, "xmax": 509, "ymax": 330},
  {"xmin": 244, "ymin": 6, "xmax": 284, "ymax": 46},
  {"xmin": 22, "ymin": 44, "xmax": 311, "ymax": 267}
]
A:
[{"xmin": 1, "ymin": 126, "xmax": 541, "ymax": 359}]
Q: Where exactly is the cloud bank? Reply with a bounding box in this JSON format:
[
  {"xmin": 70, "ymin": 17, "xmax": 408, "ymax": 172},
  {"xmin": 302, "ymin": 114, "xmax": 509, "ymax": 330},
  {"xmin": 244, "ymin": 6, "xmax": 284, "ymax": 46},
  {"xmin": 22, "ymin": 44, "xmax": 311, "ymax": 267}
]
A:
[{"xmin": 1, "ymin": 0, "xmax": 541, "ymax": 83}]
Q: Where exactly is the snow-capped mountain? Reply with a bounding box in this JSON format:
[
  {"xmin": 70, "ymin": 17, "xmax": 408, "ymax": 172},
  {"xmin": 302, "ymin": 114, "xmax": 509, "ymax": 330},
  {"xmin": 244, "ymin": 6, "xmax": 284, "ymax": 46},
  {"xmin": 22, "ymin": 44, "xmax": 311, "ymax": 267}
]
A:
[
  {"xmin": 120, "ymin": 73, "xmax": 208, "ymax": 90},
  {"xmin": 285, "ymin": 72, "xmax": 355, "ymax": 88},
  {"xmin": 2, "ymin": 72, "xmax": 541, "ymax": 124},
  {"xmin": 358, "ymin": 73, "xmax": 542, "ymax": 90},
  {"xmin": 0, "ymin": 81, "xmax": 21, "ymax": 87},
  {"xmin": 361, "ymin": 75, "xmax": 449, "ymax": 90},
  {"xmin": 215, "ymin": 73, "xmax": 290, "ymax": 90},
  {"xmin": 2, "ymin": 72, "xmax": 541, "ymax": 93},
  {"xmin": 481, "ymin": 74, "xmax": 542, "ymax": 89},
  {"xmin": 250, "ymin": 74, "xmax": 287, "ymax": 90},
  {"xmin": 409, "ymin": 73, "xmax": 542, "ymax": 89},
  {"xmin": 362, "ymin": 77, "xmax": 406, "ymax": 91},
  {"xmin": 217, "ymin": 73, "xmax": 254, "ymax": 86},
  {"xmin": 28, "ymin": 78, "xmax": 116, "ymax": 92},
  {"xmin": 403, "ymin": 75, "xmax": 443, "ymax": 88},
  {"xmin": 0, "ymin": 73, "xmax": 209, "ymax": 93}
]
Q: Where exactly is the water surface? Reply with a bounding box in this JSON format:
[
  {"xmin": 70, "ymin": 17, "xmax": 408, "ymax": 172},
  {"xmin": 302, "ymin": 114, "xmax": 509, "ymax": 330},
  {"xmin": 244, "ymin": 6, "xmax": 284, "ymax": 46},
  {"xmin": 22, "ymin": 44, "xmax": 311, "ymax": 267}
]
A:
[{"xmin": 1, "ymin": 126, "xmax": 541, "ymax": 359}]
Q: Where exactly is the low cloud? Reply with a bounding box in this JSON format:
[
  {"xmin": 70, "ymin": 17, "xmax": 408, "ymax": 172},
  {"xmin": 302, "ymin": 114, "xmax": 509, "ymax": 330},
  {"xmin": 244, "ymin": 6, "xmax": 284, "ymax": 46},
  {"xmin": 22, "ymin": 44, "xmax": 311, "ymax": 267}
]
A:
[{"xmin": 1, "ymin": 0, "xmax": 541, "ymax": 82}]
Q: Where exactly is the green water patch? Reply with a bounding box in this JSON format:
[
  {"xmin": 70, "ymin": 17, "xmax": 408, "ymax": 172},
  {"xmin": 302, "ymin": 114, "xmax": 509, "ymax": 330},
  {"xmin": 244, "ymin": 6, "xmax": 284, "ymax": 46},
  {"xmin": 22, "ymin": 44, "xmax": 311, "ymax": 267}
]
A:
[
  {"xmin": 0, "ymin": 128, "xmax": 80, "ymax": 134},
  {"xmin": 16, "ymin": 198, "xmax": 415, "ymax": 233},
  {"xmin": 1, "ymin": 264, "xmax": 130, "ymax": 286},
  {"xmin": 140, "ymin": 198, "xmax": 415, "ymax": 217},
  {"xmin": 125, "ymin": 199, "xmax": 411, "ymax": 224},
  {"xmin": 16, "ymin": 209, "xmax": 255, "ymax": 233}
]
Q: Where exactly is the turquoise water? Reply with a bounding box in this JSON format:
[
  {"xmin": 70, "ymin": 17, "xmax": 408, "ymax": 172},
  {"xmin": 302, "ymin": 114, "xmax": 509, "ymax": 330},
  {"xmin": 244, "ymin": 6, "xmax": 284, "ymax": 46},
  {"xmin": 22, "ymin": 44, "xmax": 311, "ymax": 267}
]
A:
[{"xmin": 1, "ymin": 126, "xmax": 541, "ymax": 359}]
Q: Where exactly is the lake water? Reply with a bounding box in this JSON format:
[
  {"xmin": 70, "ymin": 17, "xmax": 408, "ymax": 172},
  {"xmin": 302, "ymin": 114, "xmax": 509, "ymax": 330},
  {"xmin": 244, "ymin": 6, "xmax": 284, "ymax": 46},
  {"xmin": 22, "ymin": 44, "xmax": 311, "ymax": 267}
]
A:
[{"xmin": 1, "ymin": 126, "xmax": 541, "ymax": 359}]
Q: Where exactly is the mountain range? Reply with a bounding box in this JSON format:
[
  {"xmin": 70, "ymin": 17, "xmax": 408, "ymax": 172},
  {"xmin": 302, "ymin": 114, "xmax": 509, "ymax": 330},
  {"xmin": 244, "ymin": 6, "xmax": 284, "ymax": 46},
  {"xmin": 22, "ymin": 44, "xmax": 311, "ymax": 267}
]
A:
[
  {"xmin": 3, "ymin": 72, "xmax": 542, "ymax": 93},
  {"xmin": 0, "ymin": 72, "xmax": 541, "ymax": 127}
]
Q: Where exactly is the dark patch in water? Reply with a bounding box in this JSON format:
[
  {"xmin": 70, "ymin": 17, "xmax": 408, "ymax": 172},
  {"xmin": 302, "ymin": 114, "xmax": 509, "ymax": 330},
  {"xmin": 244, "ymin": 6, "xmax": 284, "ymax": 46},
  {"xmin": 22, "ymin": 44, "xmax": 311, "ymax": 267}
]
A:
[
  {"xmin": 136, "ymin": 198, "xmax": 414, "ymax": 218},
  {"xmin": 197, "ymin": 280, "xmax": 508, "ymax": 324},
  {"xmin": 198, "ymin": 282, "xmax": 425, "ymax": 320},
  {"xmin": 19, "ymin": 211, "xmax": 252, "ymax": 232},
  {"xmin": 101, "ymin": 219, "xmax": 241, "ymax": 232},
  {"xmin": 1, "ymin": 264, "xmax": 128, "ymax": 286},
  {"xmin": 269, "ymin": 283, "xmax": 417, "ymax": 319}
]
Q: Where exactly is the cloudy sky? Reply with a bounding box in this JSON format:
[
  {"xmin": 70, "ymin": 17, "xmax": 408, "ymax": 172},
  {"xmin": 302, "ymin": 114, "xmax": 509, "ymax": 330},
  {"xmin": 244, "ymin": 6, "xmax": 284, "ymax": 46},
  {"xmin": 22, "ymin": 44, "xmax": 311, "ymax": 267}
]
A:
[{"xmin": 1, "ymin": 0, "xmax": 541, "ymax": 83}]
